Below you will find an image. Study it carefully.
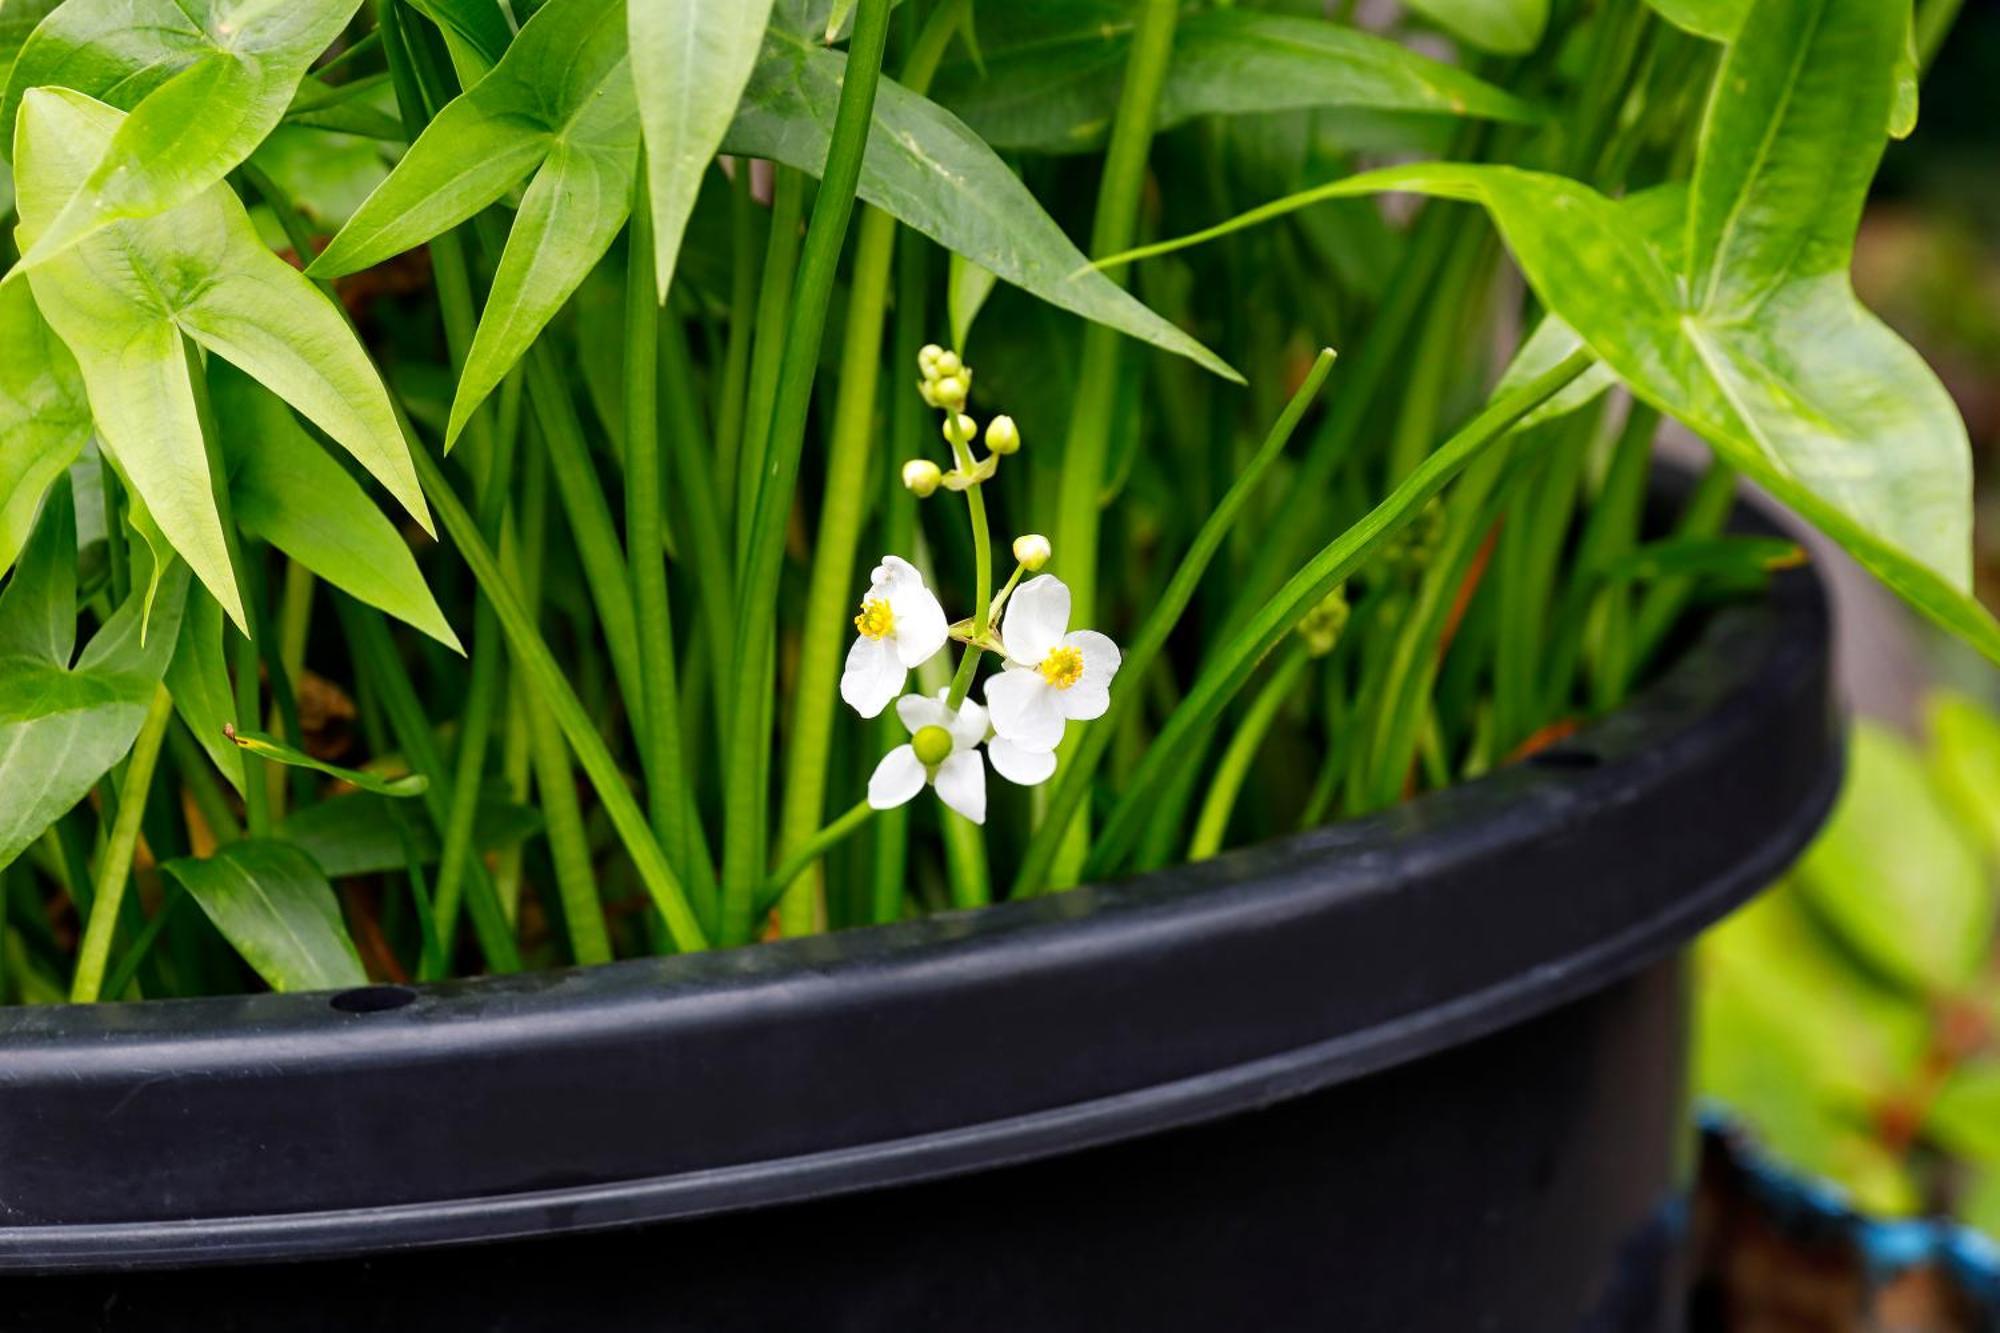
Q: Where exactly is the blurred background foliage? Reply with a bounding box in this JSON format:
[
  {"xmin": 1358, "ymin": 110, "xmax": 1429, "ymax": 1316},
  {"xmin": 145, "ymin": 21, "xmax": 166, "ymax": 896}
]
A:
[{"xmin": 1694, "ymin": 0, "xmax": 2000, "ymax": 1240}]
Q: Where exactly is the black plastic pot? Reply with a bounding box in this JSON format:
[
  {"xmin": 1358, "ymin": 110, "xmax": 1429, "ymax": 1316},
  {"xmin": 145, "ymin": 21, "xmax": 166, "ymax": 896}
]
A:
[{"xmin": 0, "ymin": 490, "xmax": 1840, "ymax": 1333}]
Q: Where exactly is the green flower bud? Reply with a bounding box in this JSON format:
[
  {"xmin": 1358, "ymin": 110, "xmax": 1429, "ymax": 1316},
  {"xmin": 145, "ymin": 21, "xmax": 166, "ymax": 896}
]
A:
[
  {"xmin": 1012, "ymin": 533, "xmax": 1051, "ymax": 570},
  {"xmin": 933, "ymin": 374, "xmax": 968, "ymax": 411},
  {"xmin": 1298, "ymin": 584, "xmax": 1350, "ymax": 657},
  {"xmin": 912, "ymin": 724, "xmax": 954, "ymax": 768},
  {"xmin": 943, "ymin": 412, "xmax": 977, "ymax": 447},
  {"xmin": 917, "ymin": 343, "xmax": 945, "ymax": 378},
  {"xmin": 985, "ymin": 414, "xmax": 1020, "ymax": 455},
  {"xmin": 933, "ymin": 349, "xmax": 963, "ymax": 381},
  {"xmin": 902, "ymin": 458, "xmax": 943, "ymax": 497}
]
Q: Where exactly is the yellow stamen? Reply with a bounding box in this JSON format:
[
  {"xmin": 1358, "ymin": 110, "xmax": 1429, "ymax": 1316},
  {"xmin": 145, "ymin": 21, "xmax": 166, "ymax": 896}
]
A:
[
  {"xmin": 1039, "ymin": 645, "xmax": 1084, "ymax": 690},
  {"xmin": 854, "ymin": 598, "xmax": 896, "ymax": 640}
]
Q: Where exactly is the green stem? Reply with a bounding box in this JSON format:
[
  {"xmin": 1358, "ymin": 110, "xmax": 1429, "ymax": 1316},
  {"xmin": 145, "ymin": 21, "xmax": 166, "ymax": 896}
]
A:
[
  {"xmin": 714, "ymin": 163, "xmax": 760, "ymax": 521},
  {"xmin": 759, "ymin": 798, "xmax": 876, "ymax": 920},
  {"xmin": 100, "ymin": 886, "xmax": 185, "ymax": 1003},
  {"xmin": 71, "ymin": 684, "xmax": 174, "ymax": 1003},
  {"xmin": 525, "ymin": 687, "xmax": 613, "ymax": 965},
  {"xmin": 735, "ymin": 168, "xmax": 806, "ymax": 573},
  {"xmin": 409, "ymin": 447, "xmax": 709, "ymax": 951},
  {"xmin": 1084, "ymin": 348, "xmax": 1596, "ymax": 880},
  {"xmin": 719, "ymin": 0, "xmax": 894, "ymax": 948},
  {"xmin": 1189, "ymin": 643, "xmax": 1310, "ymax": 862},
  {"xmin": 1013, "ymin": 350, "xmax": 1335, "ymax": 897}
]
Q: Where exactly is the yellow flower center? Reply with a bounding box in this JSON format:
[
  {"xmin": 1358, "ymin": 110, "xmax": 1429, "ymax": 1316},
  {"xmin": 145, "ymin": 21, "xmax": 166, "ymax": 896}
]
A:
[
  {"xmin": 1038, "ymin": 644, "xmax": 1085, "ymax": 690},
  {"xmin": 854, "ymin": 598, "xmax": 895, "ymax": 640}
]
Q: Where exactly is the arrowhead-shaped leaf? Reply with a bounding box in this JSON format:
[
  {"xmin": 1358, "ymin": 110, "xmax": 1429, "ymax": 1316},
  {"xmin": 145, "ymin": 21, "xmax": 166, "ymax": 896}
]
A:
[
  {"xmin": 12, "ymin": 87, "xmax": 432, "ymax": 629},
  {"xmin": 310, "ymin": 0, "xmax": 639, "ymax": 446},
  {"xmin": 160, "ymin": 839, "xmax": 367, "ymax": 992},
  {"xmin": 0, "ymin": 489, "xmax": 190, "ymax": 873},
  {"xmin": 629, "ymin": 0, "xmax": 775, "ymax": 301},
  {"xmin": 211, "ymin": 363, "xmax": 458, "ymax": 649},
  {"xmin": 0, "ymin": 0, "xmax": 364, "ymax": 267},
  {"xmin": 932, "ymin": 3, "xmax": 1540, "ymax": 154},
  {"xmin": 0, "ymin": 279, "xmax": 89, "ymax": 576},
  {"xmin": 727, "ymin": 28, "xmax": 1239, "ymax": 380}
]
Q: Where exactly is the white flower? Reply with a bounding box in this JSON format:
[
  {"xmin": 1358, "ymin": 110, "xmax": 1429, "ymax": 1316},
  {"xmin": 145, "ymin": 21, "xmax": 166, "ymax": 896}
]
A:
[
  {"xmin": 982, "ymin": 575, "xmax": 1121, "ymax": 751},
  {"xmin": 841, "ymin": 556, "xmax": 948, "ymax": 718},
  {"xmin": 869, "ymin": 692, "xmax": 991, "ymax": 824}
]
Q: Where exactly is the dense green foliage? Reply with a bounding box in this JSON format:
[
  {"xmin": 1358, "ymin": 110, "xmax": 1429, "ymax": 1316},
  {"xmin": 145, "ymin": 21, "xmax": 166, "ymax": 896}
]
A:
[{"xmin": 0, "ymin": 0, "xmax": 1977, "ymax": 1000}]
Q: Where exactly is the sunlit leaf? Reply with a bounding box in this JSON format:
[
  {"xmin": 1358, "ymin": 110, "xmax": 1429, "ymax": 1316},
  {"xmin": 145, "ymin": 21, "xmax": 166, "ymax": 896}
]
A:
[
  {"xmin": 1927, "ymin": 1063, "xmax": 2000, "ymax": 1166},
  {"xmin": 727, "ymin": 27, "xmax": 1238, "ymax": 380},
  {"xmin": 933, "ymin": 2, "xmax": 1540, "ymax": 154},
  {"xmin": 311, "ymin": 0, "xmax": 639, "ymax": 446},
  {"xmin": 13, "ymin": 87, "xmax": 432, "ymax": 628},
  {"xmin": 211, "ymin": 363, "xmax": 458, "ymax": 648},
  {"xmin": 1798, "ymin": 723, "xmax": 1990, "ymax": 993},
  {"xmin": 160, "ymin": 839, "xmax": 367, "ymax": 992},
  {"xmin": 1926, "ymin": 692, "xmax": 2000, "ymax": 871},
  {"xmin": 0, "ymin": 489, "xmax": 190, "ymax": 873},
  {"xmin": 629, "ymin": 0, "xmax": 775, "ymax": 300},
  {"xmin": 226, "ymin": 725, "xmax": 429, "ymax": 797},
  {"xmin": 0, "ymin": 278, "xmax": 88, "ymax": 576},
  {"xmin": 0, "ymin": 0, "xmax": 364, "ymax": 267}
]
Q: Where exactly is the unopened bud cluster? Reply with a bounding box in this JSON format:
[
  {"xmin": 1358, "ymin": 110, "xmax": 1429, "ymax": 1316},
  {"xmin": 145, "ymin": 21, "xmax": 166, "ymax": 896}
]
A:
[
  {"xmin": 905, "ymin": 345, "xmax": 1022, "ymax": 498},
  {"xmin": 1298, "ymin": 585, "xmax": 1350, "ymax": 657}
]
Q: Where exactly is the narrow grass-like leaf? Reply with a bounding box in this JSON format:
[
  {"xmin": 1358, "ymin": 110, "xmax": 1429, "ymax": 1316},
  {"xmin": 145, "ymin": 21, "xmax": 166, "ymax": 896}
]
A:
[
  {"xmin": 1, "ymin": 0, "xmax": 363, "ymax": 267},
  {"xmin": 0, "ymin": 280, "xmax": 88, "ymax": 575},
  {"xmin": 161, "ymin": 839, "xmax": 368, "ymax": 992},
  {"xmin": 629, "ymin": 0, "xmax": 775, "ymax": 301},
  {"xmin": 226, "ymin": 725, "xmax": 429, "ymax": 797}
]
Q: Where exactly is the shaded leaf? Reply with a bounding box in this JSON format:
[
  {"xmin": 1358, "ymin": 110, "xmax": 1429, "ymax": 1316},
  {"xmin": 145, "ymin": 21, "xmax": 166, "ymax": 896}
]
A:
[
  {"xmin": 13, "ymin": 87, "xmax": 432, "ymax": 628},
  {"xmin": 160, "ymin": 839, "xmax": 367, "ymax": 992},
  {"xmin": 629, "ymin": 0, "xmax": 775, "ymax": 300},
  {"xmin": 226, "ymin": 725, "xmax": 429, "ymax": 797},
  {"xmin": 212, "ymin": 363, "xmax": 457, "ymax": 647},
  {"xmin": 1401, "ymin": 0, "xmax": 1548, "ymax": 55},
  {"xmin": 726, "ymin": 28, "xmax": 1237, "ymax": 380},
  {"xmin": 933, "ymin": 2, "xmax": 1540, "ymax": 154},
  {"xmin": 311, "ymin": 0, "xmax": 639, "ymax": 445},
  {"xmin": 947, "ymin": 252, "xmax": 997, "ymax": 352},
  {"xmin": 1798, "ymin": 723, "xmax": 1990, "ymax": 993},
  {"xmin": 0, "ymin": 278, "xmax": 88, "ymax": 576},
  {"xmin": 163, "ymin": 584, "xmax": 244, "ymax": 793},
  {"xmin": 1, "ymin": 0, "xmax": 363, "ymax": 267},
  {"xmin": 277, "ymin": 790, "xmax": 542, "ymax": 878},
  {"xmin": 0, "ymin": 497, "xmax": 190, "ymax": 872}
]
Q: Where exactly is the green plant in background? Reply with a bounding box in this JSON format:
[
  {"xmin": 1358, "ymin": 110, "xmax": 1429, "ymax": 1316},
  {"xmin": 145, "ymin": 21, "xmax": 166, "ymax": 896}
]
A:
[
  {"xmin": 1698, "ymin": 695, "xmax": 2000, "ymax": 1235},
  {"xmin": 0, "ymin": 0, "xmax": 1984, "ymax": 1001}
]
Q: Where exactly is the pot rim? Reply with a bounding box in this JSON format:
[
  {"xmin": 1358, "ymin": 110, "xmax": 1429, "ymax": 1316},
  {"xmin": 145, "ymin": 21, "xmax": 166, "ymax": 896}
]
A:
[{"xmin": 0, "ymin": 485, "xmax": 1841, "ymax": 1271}]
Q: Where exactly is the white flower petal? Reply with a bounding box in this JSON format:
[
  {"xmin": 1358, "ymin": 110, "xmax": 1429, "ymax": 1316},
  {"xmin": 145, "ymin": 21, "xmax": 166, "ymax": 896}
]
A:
[
  {"xmin": 984, "ymin": 667, "xmax": 1065, "ymax": 750},
  {"xmin": 949, "ymin": 692, "xmax": 989, "ymax": 749},
  {"xmin": 896, "ymin": 692, "xmax": 953, "ymax": 737},
  {"xmin": 867, "ymin": 745, "xmax": 927, "ymax": 810},
  {"xmin": 840, "ymin": 635, "xmax": 905, "ymax": 718},
  {"xmin": 987, "ymin": 735, "xmax": 1057, "ymax": 787},
  {"xmin": 933, "ymin": 750, "xmax": 987, "ymax": 824},
  {"xmin": 889, "ymin": 579, "xmax": 949, "ymax": 669},
  {"xmin": 1056, "ymin": 630, "xmax": 1119, "ymax": 720},
  {"xmin": 871, "ymin": 554, "xmax": 923, "ymax": 599},
  {"xmin": 1000, "ymin": 575, "xmax": 1069, "ymax": 666}
]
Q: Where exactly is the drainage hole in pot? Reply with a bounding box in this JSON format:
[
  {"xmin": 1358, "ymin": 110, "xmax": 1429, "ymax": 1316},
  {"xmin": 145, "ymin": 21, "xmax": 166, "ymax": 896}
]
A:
[
  {"xmin": 330, "ymin": 984, "xmax": 418, "ymax": 1014},
  {"xmin": 1528, "ymin": 747, "xmax": 1601, "ymax": 771}
]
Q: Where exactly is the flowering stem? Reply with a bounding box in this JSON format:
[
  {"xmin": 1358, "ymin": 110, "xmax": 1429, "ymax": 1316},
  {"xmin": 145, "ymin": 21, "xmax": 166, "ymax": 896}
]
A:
[
  {"xmin": 943, "ymin": 472, "xmax": 991, "ymax": 714},
  {"xmin": 719, "ymin": 0, "xmax": 893, "ymax": 948},
  {"xmin": 759, "ymin": 799, "xmax": 876, "ymax": 920},
  {"xmin": 70, "ymin": 683, "xmax": 174, "ymax": 1003}
]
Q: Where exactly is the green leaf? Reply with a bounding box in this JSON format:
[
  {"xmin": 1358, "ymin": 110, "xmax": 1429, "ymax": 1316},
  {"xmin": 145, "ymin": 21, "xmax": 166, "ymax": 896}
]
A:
[
  {"xmin": 0, "ymin": 496, "xmax": 190, "ymax": 873},
  {"xmin": 277, "ymin": 790, "xmax": 542, "ymax": 878},
  {"xmin": 1644, "ymin": 0, "xmax": 1739, "ymax": 40},
  {"xmin": 947, "ymin": 251, "xmax": 997, "ymax": 352},
  {"xmin": 226, "ymin": 725, "xmax": 430, "ymax": 798},
  {"xmin": 211, "ymin": 362, "xmax": 458, "ymax": 648},
  {"xmin": 1402, "ymin": 0, "xmax": 1548, "ymax": 55},
  {"xmin": 0, "ymin": 0, "xmax": 364, "ymax": 268},
  {"xmin": 0, "ymin": 278, "xmax": 89, "ymax": 575},
  {"xmin": 310, "ymin": 0, "xmax": 639, "ymax": 445},
  {"xmin": 0, "ymin": 0, "xmax": 60, "ymax": 95},
  {"xmin": 1798, "ymin": 723, "xmax": 1991, "ymax": 993},
  {"xmin": 726, "ymin": 28, "xmax": 1238, "ymax": 381},
  {"xmin": 1926, "ymin": 691, "xmax": 2000, "ymax": 870},
  {"xmin": 163, "ymin": 584, "xmax": 245, "ymax": 793},
  {"xmin": 932, "ymin": 2, "xmax": 1540, "ymax": 154},
  {"xmin": 1927, "ymin": 1062, "xmax": 2000, "ymax": 1166},
  {"xmin": 404, "ymin": 0, "xmax": 525, "ymax": 67},
  {"xmin": 160, "ymin": 839, "xmax": 367, "ymax": 992},
  {"xmin": 13, "ymin": 87, "xmax": 432, "ymax": 628},
  {"xmin": 629, "ymin": 0, "xmax": 775, "ymax": 300}
]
